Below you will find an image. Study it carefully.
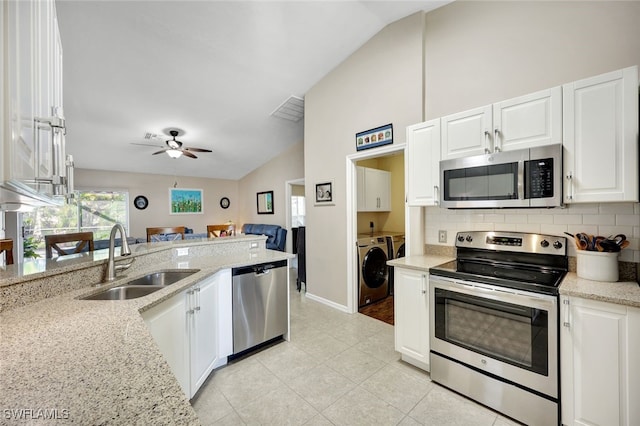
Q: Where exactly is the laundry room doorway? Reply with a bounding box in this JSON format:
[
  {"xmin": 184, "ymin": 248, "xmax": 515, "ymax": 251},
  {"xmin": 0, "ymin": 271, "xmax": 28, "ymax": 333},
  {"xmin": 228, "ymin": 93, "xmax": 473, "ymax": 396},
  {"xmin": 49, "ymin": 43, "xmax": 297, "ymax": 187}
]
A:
[
  {"xmin": 348, "ymin": 146, "xmax": 405, "ymax": 324},
  {"xmin": 285, "ymin": 178, "xmax": 305, "ymax": 272}
]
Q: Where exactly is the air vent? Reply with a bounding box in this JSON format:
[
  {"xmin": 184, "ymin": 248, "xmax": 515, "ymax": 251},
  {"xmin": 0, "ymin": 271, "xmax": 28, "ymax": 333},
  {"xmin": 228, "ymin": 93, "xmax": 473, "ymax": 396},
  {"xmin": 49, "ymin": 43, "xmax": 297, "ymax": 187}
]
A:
[
  {"xmin": 144, "ymin": 132, "xmax": 160, "ymax": 140},
  {"xmin": 270, "ymin": 95, "xmax": 304, "ymax": 122}
]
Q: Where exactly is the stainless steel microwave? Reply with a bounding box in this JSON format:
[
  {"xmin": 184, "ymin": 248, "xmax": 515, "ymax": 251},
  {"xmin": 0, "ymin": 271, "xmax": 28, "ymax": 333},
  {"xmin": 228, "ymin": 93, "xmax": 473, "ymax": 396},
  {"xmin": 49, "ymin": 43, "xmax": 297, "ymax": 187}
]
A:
[{"xmin": 440, "ymin": 144, "xmax": 562, "ymax": 208}]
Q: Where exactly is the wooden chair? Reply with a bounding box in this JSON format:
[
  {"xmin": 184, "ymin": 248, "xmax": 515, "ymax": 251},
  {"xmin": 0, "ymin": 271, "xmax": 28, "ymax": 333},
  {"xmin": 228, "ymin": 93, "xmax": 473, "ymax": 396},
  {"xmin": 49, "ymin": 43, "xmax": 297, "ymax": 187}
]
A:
[
  {"xmin": 146, "ymin": 226, "xmax": 185, "ymax": 243},
  {"xmin": 0, "ymin": 238, "xmax": 14, "ymax": 265},
  {"xmin": 207, "ymin": 224, "xmax": 236, "ymax": 238},
  {"xmin": 45, "ymin": 232, "xmax": 94, "ymax": 259}
]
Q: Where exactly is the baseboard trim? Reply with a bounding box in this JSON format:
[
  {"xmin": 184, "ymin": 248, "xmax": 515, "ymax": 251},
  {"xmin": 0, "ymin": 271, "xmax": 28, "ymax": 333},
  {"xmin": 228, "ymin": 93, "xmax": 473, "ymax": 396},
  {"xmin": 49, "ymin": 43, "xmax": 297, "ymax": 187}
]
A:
[{"xmin": 305, "ymin": 292, "xmax": 351, "ymax": 313}]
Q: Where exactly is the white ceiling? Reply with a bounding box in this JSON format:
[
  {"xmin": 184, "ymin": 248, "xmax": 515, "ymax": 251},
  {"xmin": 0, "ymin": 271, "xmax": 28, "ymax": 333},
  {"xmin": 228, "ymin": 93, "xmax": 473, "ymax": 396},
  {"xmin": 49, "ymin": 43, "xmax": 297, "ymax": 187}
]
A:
[{"xmin": 56, "ymin": 0, "xmax": 449, "ymax": 180}]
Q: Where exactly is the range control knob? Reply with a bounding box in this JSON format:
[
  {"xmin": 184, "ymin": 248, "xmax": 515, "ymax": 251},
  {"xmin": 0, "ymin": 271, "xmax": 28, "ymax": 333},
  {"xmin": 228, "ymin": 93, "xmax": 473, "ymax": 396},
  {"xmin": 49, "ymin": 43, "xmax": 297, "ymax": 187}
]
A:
[
  {"xmin": 540, "ymin": 240, "xmax": 549, "ymax": 248},
  {"xmin": 553, "ymin": 240, "xmax": 563, "ymax": 249},
  {"xmin": 457, "ymin": 235, "xmax": 465, "ymax": 242},
  {"xmin": 466, "ymin": 235, "xmax": 473, "ymax": 243}
]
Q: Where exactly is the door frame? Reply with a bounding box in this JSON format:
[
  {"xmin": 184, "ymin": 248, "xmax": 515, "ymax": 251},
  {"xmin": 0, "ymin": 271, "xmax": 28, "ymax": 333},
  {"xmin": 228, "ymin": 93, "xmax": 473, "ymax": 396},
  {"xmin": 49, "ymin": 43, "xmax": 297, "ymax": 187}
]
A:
[
  {"xmin": 345, "ymin": 143, "xmax": 406, "ymax": 313},
  {"xmin": 284, "ymin": 178, "xmax": 304, "ymax": 254}
]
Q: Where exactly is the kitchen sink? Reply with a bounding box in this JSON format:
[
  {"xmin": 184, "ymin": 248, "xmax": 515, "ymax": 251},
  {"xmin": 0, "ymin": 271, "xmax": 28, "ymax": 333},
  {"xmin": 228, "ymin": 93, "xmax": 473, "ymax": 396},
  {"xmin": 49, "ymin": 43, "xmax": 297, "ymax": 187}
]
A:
[
  {"xmin": 80, "ymin": 269, "xmax": 200, "ymax": 300},
  {"xmin": 81, "ymin": 285, "xmax": 163, "ymax": 300},
  {"xmin": 124, "ymin": 270, "xmax": 200, "ymax": 286}
]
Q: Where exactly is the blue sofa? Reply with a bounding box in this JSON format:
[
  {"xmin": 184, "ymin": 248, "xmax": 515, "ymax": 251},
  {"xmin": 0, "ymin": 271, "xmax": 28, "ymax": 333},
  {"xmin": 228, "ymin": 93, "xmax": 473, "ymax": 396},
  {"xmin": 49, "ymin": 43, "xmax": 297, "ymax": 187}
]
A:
[{"xmin": 242, "ymin": 224, "xmax": 287, "ymax": 251}]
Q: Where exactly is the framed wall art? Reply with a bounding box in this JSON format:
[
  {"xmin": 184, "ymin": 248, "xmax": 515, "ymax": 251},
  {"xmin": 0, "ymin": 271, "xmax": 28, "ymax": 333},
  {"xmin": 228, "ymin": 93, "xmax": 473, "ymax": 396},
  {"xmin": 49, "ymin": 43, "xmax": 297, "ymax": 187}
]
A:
[
  {"xmin": 315, "ymin": 180, "xmax": 334, "ymax": 206},
  {"xmin": 356, "ymin": 123, "xmax": 393, "ymax": 151},
  {"xmin": 257, "ymin": 191, "xmax": 274, "ymax": 214},
  {"xmin": 169, "ymin": 188, "xmax": 203, "ymax": 214}
]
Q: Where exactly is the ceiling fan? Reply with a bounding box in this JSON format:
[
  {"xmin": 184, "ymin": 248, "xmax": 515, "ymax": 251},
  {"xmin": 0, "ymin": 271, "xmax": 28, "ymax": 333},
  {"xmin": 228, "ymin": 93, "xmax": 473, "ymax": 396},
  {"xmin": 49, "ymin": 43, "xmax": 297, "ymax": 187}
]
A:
[{"xmin": 146, "ymin": 129, "xmax": 212, "ymax": 159}]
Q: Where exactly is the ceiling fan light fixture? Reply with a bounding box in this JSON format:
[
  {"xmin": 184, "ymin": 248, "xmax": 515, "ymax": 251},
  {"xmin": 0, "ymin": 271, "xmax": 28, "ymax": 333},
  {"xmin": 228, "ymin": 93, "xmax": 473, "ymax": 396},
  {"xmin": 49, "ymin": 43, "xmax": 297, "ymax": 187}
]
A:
[{"xmin": 167, "ymin": 149, "xmax": 183, "ymax": 159}]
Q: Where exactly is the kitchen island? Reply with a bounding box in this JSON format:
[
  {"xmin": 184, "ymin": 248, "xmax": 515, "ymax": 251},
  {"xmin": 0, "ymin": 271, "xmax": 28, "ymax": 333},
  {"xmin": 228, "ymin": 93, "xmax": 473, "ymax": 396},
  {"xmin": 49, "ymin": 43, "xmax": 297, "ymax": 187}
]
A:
[{"xmin": 0, "ymin": 236, "xmax": 292, "ymax": 424}]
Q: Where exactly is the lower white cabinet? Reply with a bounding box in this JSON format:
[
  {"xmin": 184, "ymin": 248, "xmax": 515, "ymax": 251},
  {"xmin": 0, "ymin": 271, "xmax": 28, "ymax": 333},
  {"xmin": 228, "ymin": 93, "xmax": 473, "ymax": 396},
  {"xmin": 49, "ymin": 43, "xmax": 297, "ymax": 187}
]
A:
[
  {"xmin": 394, "ymin": 267, "xmax": 429, "ymax": 371},
  {"xmin": 143, "ymin": 269, "xmax": 232, "ymax": 399},
  {"xmin": 560, "ymin": 295, "xmax": 640, "ymax": 426}
]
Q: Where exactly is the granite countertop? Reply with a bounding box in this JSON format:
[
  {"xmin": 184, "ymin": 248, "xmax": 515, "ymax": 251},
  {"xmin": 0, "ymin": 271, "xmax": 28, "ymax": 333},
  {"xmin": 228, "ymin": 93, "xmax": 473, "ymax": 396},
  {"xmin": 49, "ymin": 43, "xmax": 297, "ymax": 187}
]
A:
[
  {"xmin": 0, "ymin": 241, "xmax": 292, "ymax": 425},
  {"xmin": 390, "ymin": 255, "xmax": 640, "ymax": 309}
]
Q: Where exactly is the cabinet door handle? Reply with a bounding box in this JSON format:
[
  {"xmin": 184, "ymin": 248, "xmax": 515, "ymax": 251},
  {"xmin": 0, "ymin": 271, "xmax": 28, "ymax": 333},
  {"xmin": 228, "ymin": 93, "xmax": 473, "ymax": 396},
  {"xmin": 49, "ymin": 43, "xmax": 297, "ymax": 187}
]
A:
[
  {"xmin": 483, "ymin": 131, "xmax": 491, "ymax": 154},
  {"xmin": 421, "ymin": 274, "xmax": 427, "ymax": 294},
  {"xmin": 566, "ymin": 172, "xmax": 573, "ymax": 200},
  {"xmin": 65, "ymin": 155, "xmax": 75, "ymax": 199},
  {"xmin": 433, "ymin": 185, "xmax": 439, "ymax": 205},
  {"xmin": 563, "ymin": 298, "xmax": 570, "ymax": 328},
  {"xmin": 494, "ymin": 128, "xmax": 501, "ymax": 152}
]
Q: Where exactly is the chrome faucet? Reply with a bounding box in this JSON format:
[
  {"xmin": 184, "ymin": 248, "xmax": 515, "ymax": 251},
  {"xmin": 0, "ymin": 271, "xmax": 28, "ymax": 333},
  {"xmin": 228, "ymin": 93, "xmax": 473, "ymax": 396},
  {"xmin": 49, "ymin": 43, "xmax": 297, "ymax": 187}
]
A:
[{"xmin": 104, "ymin": 224, "xmax": 135, "ymax": 282}]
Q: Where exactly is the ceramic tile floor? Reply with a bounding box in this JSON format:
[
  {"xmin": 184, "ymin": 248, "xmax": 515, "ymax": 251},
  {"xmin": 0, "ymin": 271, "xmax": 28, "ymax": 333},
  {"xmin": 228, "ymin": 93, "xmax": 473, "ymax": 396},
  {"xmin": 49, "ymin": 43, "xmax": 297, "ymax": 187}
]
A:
[{"xmin": 191, "ymin": 270, "xmax": 521, "ymax": 426}]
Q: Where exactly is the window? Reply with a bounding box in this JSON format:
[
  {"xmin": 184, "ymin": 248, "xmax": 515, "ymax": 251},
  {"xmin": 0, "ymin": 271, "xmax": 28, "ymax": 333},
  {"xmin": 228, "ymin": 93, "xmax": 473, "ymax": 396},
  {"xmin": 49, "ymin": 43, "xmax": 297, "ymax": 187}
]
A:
[
  {"xmin": 291, "ymin": 195, "xmax": 305, "ymax": 227},
  {"xmin": 23, "ymin": 190, "xmax": 129, "ymax": 258}
]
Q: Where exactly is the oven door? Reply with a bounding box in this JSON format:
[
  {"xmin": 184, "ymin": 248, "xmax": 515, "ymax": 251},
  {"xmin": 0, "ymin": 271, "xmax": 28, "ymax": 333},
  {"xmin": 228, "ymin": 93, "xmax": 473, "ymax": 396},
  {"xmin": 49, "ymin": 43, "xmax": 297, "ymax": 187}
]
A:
[
  {"xmin": 429, "ymin": 275, "xmax": 558, "ymax": 398},
  {"xmin": 440, "ymin": 148, "xmax": 528, "ymax": 208}
]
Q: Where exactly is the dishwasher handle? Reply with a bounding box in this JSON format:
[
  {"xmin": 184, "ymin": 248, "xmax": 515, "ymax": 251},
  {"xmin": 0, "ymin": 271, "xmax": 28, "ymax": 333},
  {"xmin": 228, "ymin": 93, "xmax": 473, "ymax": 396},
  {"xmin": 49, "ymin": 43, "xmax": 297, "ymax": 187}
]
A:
[{"xmin": 232, "ymin": 259, "xmax": 287, "ymax": 277}]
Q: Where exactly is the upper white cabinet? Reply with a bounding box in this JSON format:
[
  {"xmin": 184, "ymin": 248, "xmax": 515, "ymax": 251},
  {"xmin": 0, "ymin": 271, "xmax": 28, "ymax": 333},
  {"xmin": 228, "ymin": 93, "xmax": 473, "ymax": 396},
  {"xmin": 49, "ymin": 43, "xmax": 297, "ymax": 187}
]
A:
[
  {"xmin": 441, "ymin": 105, "xmax": 493, "ymax": 159},
  {"xmin": 406, "ymin": 119, "xmax": 441, "ymax": 206},
  {"xmin": 1, "ymin": 0, "xmax": 72, "ymax": 207},
  {"xmin": 441, "ymin": 87, "xmax": 562, "ymax": 160},
  {"xmin": 394, "ymin": 267, "xmax": 430, "ymax": 371},
  {"xmin": 357, "ymin": 166, "xmax": 391, "ymax": 212},
  {"xmin": 563, "ymin": 66, "xmax": 639, "ymax": 203},
  {"xmin": 560, "ymin": 295, "xmax": 640, "ymax": 426}
]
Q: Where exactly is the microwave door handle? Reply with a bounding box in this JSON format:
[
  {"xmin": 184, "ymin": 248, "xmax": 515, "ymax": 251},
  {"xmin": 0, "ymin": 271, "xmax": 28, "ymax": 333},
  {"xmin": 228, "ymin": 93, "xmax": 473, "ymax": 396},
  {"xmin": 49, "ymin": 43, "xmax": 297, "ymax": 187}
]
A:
[{"xmin": 518, "ymin": 160, "xmax": 525, "ymax": 200}]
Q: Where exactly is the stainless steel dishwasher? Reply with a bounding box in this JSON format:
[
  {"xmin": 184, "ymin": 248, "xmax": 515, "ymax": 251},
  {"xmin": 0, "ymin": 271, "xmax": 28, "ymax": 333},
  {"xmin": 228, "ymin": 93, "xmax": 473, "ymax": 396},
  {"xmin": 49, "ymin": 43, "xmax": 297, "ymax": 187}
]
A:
[{"xmin": 232, "ymin": 259, "xmax": 288, "ymax": 354}]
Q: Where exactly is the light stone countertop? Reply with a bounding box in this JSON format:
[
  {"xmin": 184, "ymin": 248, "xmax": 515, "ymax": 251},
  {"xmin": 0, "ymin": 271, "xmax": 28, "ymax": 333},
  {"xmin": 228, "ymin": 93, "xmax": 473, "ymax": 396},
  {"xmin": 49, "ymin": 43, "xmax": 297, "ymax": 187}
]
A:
[
  {"xmin": 0, "ymin": 241, "xmax": 292, "ymax": 425},
  {"xmin": 390, "ymin": 255, "xmax": 640, "ymax": 309}
]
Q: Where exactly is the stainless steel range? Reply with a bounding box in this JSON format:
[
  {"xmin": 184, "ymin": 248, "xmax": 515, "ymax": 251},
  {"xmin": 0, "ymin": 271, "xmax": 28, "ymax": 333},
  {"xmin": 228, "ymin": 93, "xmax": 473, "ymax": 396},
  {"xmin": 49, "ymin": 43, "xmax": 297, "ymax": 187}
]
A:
[{"xmin": 429, "ymin": 231, "xmax": 568, "ymax": 426}]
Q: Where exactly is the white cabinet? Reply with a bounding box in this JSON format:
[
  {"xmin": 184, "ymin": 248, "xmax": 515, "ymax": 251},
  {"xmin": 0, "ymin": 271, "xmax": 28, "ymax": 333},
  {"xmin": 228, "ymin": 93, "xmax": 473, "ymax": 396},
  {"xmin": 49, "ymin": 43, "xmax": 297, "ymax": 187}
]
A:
[
  {"xmin": 394, "ymin": 267, "xmax": 429, "ymax": 371},
  {"xmin": 1, "ymin": 0, "xmax": 72, "ymax": 207},
  {"xmin": 356, "ymin": 166, "xmax": 391, "ymax": 212},
  {"xmin": 406, "ymin": 120, "xmax": 441, "ymax": 206},
  {"xmin": 143, "ymin": 269, "xmax": 233, "ymax": 399},
  {"xmin": 441, "ymin": 87, "xmax": 561, "ymax": 160},
  {"xmin": 143, "ymin": 288, "xmax": 190, "ymax": 395},
  {"xmin": 560, "ymin": 296, "xmax": 640, "ymax": 426},
  {"xmin": 563, "ymin": 66, "xmax": 639, "ymax": 203}
]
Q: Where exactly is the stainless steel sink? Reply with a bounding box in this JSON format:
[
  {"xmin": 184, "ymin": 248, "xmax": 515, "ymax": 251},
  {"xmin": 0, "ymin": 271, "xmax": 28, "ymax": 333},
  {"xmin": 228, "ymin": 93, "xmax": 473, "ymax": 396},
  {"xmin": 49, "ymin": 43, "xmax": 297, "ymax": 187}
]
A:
[
  {"xmin": 125, "ymin": 270, "xmax": 200, "ymax": 286},
  {"xmin": 80, "ymin": 269, "xmax": 200, "ymax": 300},
  {"xmin": 82, "ymin": 285, "xmax": 163, "ymax": 300}
]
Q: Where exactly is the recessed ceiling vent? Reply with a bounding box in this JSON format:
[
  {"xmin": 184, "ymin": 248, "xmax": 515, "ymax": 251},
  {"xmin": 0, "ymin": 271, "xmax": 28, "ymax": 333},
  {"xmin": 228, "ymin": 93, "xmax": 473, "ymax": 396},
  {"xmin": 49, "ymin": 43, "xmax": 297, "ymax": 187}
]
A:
[
  {"xmin": 270, "ymin": 95, "xmax": 304, "ymax": 122},
  {"xmin": 144, "ymin": 132, "xmax": 160, "ymax": 140}
]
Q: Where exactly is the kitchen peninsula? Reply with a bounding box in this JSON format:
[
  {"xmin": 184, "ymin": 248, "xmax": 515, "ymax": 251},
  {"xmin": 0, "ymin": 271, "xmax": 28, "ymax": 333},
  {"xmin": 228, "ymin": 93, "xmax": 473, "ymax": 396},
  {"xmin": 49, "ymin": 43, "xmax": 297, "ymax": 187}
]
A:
[{"xmin": 0, "ymin": 235, "xmax": 292, "ymax": 424}]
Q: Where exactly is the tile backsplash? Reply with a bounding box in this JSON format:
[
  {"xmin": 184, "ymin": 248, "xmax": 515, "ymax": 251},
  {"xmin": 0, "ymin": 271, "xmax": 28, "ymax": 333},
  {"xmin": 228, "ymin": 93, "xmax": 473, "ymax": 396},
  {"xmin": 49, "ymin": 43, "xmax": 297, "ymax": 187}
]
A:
[{"xmin": 425, "ymin": 202, "xmax": 640, "ymax": 263}]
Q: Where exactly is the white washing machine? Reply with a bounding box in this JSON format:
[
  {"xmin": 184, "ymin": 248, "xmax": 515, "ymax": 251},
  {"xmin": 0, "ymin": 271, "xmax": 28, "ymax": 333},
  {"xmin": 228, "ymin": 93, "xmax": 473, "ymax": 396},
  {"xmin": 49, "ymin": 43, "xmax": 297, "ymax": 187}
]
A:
[
  {"xmin": 388, "ymin": 234, "xmax": 405, "ymax": 295},
  {"xmin": 357, "ymin": 236, "xmax": 390, "ymax": 308}
]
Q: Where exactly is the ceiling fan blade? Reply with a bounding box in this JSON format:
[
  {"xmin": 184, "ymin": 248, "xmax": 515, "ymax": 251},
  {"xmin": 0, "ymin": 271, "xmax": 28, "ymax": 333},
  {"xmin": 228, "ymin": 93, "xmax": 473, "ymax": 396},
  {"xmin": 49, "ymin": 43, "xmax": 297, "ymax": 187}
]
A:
[
  {"xmin": 184, "ymin": 147, "xmax": 212, "ymax": 153},
  {"xmin": 131, "ymin": 142, "xmax": 164, "ymax": 148},
  {"xmin": 152, "ymin": 149, "xmax": 169, "ymax": 155},
  {"xmin": 182, "ymin": 150, "xmax": 198, "ymax": 159}
]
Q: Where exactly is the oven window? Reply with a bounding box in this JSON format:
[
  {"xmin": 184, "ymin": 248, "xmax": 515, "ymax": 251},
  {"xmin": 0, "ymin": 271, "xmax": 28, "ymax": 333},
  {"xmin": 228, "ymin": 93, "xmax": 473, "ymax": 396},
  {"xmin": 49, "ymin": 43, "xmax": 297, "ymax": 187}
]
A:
[
  {"xmin": 434, "ymin": 288, "xmax": 548, "ymax": 375},
  {"xmin": 444, "ymin": 163, "xmax": 518, "ymax": 201}
]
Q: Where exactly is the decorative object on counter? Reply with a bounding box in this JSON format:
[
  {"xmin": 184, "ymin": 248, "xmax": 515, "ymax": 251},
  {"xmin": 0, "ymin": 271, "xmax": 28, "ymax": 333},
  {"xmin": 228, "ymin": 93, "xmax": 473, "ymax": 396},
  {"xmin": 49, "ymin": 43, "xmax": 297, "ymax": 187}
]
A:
[
  {"xmin": 567, "ymin": 232, "xmax": 628, "ymax": 282},
  {"xmin": 314, "ymin": 180, "xmax": 334, "ymax": 206},
  {"xmin": 256, "ymin": 191, "xmax": 274, "ymax": 214},
  {"xmin": 219, "ymin": 197, "xmax": 230, "ymax": 209},
  {"xmin": 169, "ymin": 188, "xmax": 203, "ymax": 214},
  {"xmin": 566, "ymin": 232, "xmax": 628, "ymax": 252},
  {"xmin": 356, "ymin": 123, "xmax": 393, "ymax": 151},
  {"xmin": 45, "ymin": 232, "xmax": 95, "ymax": 259},
  {"xmin": 146, "ymin": 226, "xmax": 186, "ymax": 243},
  {"xmin": 133, "ymin": 195, "xmax": 148, "ymax": 210}
]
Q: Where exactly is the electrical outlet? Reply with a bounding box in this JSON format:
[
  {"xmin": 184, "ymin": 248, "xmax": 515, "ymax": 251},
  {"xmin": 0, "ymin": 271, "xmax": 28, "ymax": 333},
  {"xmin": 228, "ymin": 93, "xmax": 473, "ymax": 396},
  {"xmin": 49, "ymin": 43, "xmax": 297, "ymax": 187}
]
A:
[{"xmin": 438, "ymin": 230, "xmax": 447, "ymax": 243}]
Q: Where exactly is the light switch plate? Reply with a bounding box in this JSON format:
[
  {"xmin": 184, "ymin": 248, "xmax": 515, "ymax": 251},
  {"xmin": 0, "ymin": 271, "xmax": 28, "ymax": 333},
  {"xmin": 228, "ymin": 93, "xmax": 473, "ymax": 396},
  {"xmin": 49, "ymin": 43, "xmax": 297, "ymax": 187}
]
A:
[{"xmin": 438, "ymin": 230, "xmax": 447, "ymax": 243}]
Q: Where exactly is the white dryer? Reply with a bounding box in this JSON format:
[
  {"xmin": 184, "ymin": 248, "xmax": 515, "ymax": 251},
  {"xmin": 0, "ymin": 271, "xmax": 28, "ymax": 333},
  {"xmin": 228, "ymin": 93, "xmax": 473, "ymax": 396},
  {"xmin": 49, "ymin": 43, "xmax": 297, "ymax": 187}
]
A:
[{"xmin": 357, "ymin": 236, "xmax": 390, "ymax": 307}]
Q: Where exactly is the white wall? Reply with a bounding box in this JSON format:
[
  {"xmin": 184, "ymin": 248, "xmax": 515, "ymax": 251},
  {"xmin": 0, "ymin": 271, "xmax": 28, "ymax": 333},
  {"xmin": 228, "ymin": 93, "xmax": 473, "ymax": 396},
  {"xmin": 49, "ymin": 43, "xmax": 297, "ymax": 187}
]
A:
[
  {"xmin": 75, "ymin": 169, "xmax": 239, "ymax": 239},
  {"xmin": 423, "ymin": 1, "xmax": 640, "ymax": 263},
  {"xmin": 304, "ymin": 12, "xmax": 424, "ymax": 307},
  {"xmin": 237, "ymin": 141, "xmax": 304, "ymax": 231}
]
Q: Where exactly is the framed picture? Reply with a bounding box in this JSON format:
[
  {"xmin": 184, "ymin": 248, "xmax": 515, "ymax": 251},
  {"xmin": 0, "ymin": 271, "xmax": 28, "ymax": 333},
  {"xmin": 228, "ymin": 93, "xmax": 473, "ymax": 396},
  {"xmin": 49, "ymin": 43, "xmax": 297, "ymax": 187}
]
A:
[
  {"xmin": 169, "ymin": 188, "xmax": 203, "ymax": 214},
  {"xmin": 257, "ymin": 190, "xmax": 274, "ymax": 214},
  {"xmin": 356, "ymin": 123, "xmax": 393, "ymax": 151},
  {"xmin": 315, "ymin": 181, "xmax": 334, "ymax": 206}
]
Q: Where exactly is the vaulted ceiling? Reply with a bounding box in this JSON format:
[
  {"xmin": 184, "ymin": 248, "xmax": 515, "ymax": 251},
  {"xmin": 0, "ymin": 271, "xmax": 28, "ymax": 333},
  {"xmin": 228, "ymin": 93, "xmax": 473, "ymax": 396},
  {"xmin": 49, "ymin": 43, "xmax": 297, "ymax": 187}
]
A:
[{"xmin": 56, "ymin": 1, "xmax": 450, "ymax": 180}]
